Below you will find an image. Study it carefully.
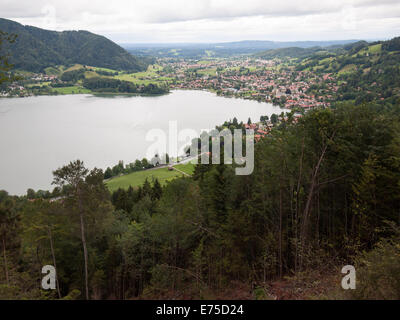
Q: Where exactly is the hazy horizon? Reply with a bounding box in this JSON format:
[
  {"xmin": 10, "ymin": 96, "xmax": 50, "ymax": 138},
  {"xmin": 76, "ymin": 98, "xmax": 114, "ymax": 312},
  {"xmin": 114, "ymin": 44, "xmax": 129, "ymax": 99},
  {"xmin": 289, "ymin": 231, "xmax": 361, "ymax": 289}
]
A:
[{"xmin": 116, "ymin": 39, "xmax": 380, "ymax": 45}]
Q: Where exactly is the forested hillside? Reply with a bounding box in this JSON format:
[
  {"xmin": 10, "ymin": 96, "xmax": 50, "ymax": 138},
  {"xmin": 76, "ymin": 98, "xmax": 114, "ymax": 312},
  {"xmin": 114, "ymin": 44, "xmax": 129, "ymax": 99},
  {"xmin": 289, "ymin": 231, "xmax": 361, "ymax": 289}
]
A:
[
  {"xmin": 0, "ymin": 18, "xmax": 149, "ymax": 72},
  {"xmin": 1, "ymin": 102, "xmax": 399, "ymax": 300},
  {"xmin": 255, "ymin": 46, "xmax": 341, "ymax": 59}
]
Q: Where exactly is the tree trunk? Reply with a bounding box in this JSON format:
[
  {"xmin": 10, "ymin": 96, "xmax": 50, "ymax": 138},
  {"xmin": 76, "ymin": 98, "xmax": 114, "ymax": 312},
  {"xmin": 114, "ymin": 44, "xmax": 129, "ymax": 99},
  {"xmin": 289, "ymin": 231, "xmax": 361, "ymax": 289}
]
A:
[
  {"xmin": 80, "ymin": 212, "xmax": 89, "ymax": 300},
  {"xmin": 301, "ymin": 144, "xmax": 328, "ymax": 243},
  {"xmin": 295, "ymin": 137, "xmax": 305, "ymax": 272},
  {"xmin": 76, "ymin": 184, "xmax": 89, "ymax": 300},
  {"xmin": 299, "ymin": 142, "xmax": 330, "ymax": 270},
  {"xmin": 2, "ymin": 235, "xmax": 9, "ymax": 286},
  {"xmin": 48, "ymin": 227, "xmax": 61, "ymax": 299},
  {"xmin": 279, "ymin": 187, "xmax": 283, "ymax": 278}
]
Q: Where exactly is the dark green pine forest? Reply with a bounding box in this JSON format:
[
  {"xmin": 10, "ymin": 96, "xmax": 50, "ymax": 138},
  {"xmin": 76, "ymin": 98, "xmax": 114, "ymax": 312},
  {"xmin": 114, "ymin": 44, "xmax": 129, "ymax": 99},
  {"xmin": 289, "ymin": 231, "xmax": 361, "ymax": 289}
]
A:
[{"xmin": 0, "ymin": 18, "xmax": 150, "ymax": 72}]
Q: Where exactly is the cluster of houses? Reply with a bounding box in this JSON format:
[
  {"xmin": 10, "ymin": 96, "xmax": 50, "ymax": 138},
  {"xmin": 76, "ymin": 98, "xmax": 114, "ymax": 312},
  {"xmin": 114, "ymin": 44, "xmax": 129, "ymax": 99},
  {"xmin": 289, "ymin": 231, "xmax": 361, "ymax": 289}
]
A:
[
  {"xmin": 31, "ymin": 74, "xmax": 57, "ymax": 82},
  {"xmin": 244, "ymin": 122, "xmax": 272, "ymax": 142},
  {"xmin": 1, "ymin": 83, "xmax": 27, "ymax": 97},
  {"xmin": 161, "ymin": 58, "xmax": 339, "ymax": 111},
  {"xmin": 1, "ymin": 73, "xmax": 60, "ymax": 97},
  {"xmin": 243, "ymin": 113, "xmax": 303, "ymax": 142}
]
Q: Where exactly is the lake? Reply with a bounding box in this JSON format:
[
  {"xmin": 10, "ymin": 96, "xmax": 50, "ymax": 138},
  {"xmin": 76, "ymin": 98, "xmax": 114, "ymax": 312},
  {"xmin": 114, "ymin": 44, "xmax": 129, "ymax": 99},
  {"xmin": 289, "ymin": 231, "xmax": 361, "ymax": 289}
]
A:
[{"xmin": 0, "ymin": 90, "xmax": 287, "ymax": 195}]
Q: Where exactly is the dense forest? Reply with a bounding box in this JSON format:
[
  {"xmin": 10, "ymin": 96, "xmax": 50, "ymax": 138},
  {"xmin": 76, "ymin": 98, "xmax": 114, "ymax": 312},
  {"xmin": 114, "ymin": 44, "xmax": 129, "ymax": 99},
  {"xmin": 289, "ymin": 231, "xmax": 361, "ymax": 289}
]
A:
[
  {"xmin": 0, "ymin": 18, "xmax": 150, "ymax": 72},
  {"xmin": 1, "ymin": 101, "xmax": 399, "ymax": 300}
]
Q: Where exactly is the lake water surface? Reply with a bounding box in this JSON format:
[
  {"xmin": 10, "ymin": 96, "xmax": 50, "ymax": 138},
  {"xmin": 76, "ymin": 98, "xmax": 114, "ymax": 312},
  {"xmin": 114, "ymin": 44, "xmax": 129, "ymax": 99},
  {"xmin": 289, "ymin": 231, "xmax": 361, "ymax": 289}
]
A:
[{"xmin": 0, "ymin": 90, "xmax": 286, "ymax": 195}]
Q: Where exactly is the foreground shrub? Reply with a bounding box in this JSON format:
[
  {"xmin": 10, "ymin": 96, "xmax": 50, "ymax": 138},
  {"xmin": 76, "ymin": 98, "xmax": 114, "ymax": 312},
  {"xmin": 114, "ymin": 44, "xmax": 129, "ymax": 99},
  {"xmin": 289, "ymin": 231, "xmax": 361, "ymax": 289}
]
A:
[{"xmin": 350, "ymin": 235, "xmax": 400, "ymax": 299}]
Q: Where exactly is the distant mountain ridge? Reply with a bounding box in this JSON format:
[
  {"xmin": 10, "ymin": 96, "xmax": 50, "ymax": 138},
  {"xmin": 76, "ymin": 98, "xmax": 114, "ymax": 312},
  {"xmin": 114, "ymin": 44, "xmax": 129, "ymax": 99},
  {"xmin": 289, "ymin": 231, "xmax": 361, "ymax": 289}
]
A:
[
  {"xmin": 212, "ymin": 39, "xmax": 358, "ymax": 49},
  {"xmin": 0, "ymin": 18, "xmax": 149, "ymax": 72},
  {"xmin": 123, "ymin": 39, "xmax": 359, "ymax": 58},
  {"xmin": 123, "ymin": 39, "xmax": 358, "ymax": 49},
  {"xmin": 253, "ymin": 39, "xmax": 388, "ymax": 60},
  {"xmin": 254, "ymin": 46, "xmax": 326, "ymax": 59}
]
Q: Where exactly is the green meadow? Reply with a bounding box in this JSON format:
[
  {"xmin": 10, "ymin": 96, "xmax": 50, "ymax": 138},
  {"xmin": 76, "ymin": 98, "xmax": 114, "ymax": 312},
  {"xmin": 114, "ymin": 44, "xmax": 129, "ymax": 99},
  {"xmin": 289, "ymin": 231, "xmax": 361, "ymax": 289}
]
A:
[
  {"xmin": 106, "ymin": 163, "xmax": 195, "ymax": 192},
  {"xmin": 52, "ymin": 86, "xmax": 92, "ymax": 94}
]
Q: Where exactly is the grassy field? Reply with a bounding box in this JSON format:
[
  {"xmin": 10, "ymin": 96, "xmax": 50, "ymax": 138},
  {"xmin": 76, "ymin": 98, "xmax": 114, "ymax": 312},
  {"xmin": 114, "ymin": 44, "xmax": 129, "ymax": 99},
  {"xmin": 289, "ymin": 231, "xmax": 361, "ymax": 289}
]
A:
[
  {"xmin": 28, "ymin": 63, "xmax": 171, "ymax": 95},
  {"xmin": 84, "ymin": 71, "xmax": 101, "ymax": 79},
  {"xmin": 106, "ymin": 163, "xmax": 195, "ymax": 192},
  {"xmin": 172, "ymin": 163, "xmax": 195, "ymax": 175},
  {"xmin": 26, "ymin": 81, "xmax": 51, "ymax": 88},
  {"xmin": 44, "ymin": 66, "xmax": 63, "ymax": 76},
  {"xmin": 64, "ymin": 64, "xmax": 84, "ymax": 72},
  {"xmin": 114, "ymin": 64, "xmax": 173, "ymax": 85},
  {"xmin": 367, "ymin": 44, "xmax": 382, "ymax": 54},
  {"xmin": 87, "ymin": 66, "xmax": 120, "ymax": 73},
  {"xmin": 35, "ymin": 64, "xmax": 171, "ymax": 90},
  {"xmin": 52, "ymin": 86, "xmax": 92, "ymax": 94},
  {"xmin": 338, "ymin": 64, "xmax": 357, "ymax": 75}
]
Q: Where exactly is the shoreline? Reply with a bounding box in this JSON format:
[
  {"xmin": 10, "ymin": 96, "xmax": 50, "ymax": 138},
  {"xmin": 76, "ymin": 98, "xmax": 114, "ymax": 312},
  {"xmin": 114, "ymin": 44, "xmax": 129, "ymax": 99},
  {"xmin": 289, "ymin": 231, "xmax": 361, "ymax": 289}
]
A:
[
  {"xmin": 2, "ymin": 86, "xmax": 288, "ymax": 109},
  {"xmin": 1, "ymin": 87, "xmax": 288, "ymax": 111},
  {"xmin": 0, "ymin": 90, "xmax": 171, "ymax": 99}
]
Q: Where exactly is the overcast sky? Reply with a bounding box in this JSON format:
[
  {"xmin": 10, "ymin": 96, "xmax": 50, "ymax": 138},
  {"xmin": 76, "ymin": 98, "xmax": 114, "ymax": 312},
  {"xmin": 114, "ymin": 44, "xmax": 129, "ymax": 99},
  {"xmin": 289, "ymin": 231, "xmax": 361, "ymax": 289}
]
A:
[{"xmin": 1, "ymin": 0, "xmax": 400, "ymax": 43}]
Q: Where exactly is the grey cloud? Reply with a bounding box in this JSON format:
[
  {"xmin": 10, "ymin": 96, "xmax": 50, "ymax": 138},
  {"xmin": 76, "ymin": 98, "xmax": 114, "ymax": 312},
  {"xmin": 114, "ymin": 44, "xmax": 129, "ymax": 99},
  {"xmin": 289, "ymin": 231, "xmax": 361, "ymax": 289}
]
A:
[
  {"xmin": 137, "ymin": 0, "xmax": 400, "ymax": 24},
  {"xmin": 2, "ymin": 0, "xmax": 398, "ymax": 25},
  {"xmin": 1, "ymin": 0, "xmax": 399, "ymax": 42}
]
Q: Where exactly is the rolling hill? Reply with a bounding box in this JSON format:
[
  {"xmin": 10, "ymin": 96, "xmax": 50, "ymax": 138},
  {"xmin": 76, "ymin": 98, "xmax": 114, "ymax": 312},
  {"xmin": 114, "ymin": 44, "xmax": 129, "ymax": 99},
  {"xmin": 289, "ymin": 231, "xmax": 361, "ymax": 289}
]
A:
[
  {"xmin": 254, "ymin": 46, "xmax": 338, "ymax": 59},
  {"xmin": 0, "ymin": 18, "xmax": 149, "ymax": 72},
  {"xmin": 282, "ymin": 37, "xmax": 400, "ymax": 106}
]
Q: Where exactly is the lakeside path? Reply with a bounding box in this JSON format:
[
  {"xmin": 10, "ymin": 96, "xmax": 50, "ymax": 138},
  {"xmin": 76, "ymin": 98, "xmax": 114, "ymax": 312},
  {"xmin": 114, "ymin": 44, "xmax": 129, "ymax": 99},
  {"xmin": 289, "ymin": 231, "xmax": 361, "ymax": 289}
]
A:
[{"xmin": 171, "ymin": 166, "xmax": 192, "ymax": 177}]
